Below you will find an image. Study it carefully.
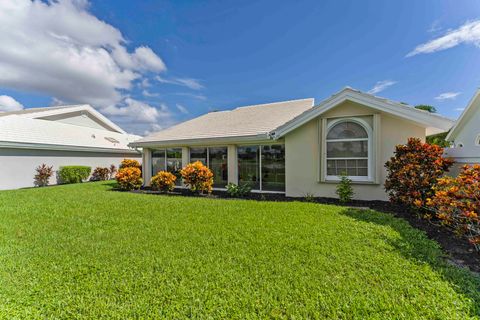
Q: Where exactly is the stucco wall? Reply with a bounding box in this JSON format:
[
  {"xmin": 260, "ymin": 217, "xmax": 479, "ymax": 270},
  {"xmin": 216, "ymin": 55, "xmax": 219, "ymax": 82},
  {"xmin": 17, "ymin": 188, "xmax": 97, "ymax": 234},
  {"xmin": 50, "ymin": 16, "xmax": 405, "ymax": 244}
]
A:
[
  {"xmin": 0, "ymin": 148, "xmax": 141, "ymax": 190},
  {"xmin": 284, "ymin": 101, "xmax": 426, "ymax": 200}
]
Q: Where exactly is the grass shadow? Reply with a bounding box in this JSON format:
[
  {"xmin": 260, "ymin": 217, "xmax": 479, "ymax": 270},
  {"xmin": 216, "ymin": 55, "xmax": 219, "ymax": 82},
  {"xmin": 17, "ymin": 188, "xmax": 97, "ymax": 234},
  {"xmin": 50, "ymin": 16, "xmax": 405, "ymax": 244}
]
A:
[{"xmin": 339, "ymin": 208, "xmax": 480, "ymax": 316}]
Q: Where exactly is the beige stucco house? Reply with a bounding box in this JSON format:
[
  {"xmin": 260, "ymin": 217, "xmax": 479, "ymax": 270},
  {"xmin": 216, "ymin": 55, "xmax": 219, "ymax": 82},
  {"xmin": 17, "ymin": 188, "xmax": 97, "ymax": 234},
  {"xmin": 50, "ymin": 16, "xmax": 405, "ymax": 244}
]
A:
[
  {"xmin": 445, "ymin": 89, "xmax": 480, "ymax": 166},
  {"xmin": 130, "ymin": 88, "xmax": 453, "ymax": 200}
]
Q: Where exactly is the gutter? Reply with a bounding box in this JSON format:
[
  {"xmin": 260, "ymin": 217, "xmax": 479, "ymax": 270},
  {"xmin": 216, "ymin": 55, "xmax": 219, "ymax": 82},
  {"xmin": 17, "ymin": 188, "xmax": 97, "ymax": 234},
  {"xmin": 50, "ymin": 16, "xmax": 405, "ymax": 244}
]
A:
[{"xmin": 0, "ymin": 141, "xmax": 141, "ymax": 154}]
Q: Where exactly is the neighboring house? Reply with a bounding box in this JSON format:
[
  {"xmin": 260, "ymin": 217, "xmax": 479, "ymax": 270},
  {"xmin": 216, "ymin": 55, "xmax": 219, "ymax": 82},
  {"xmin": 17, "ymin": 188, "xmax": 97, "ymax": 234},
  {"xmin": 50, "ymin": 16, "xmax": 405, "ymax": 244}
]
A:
[
  {"xmin": 130, "ymin": 87, "xmax": 453, "ymax": 200},
  {"xmin": 0, "ymin": 104, "xmax": 141, "ymax": 190},
  {"xmin": 445, "ymin": 89, "xmax": 480, "ymax": 166}
]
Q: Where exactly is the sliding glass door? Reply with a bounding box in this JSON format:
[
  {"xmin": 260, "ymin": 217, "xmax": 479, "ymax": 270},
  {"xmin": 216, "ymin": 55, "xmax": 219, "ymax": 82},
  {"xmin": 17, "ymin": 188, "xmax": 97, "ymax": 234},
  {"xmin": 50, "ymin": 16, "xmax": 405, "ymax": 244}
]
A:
[
  {"xmin": 166, "ymin": 148, "xmax": 182, "ymax": 185},
  {"xmin": 151, "ymin": 149, "xmax": 166, "ymax": 176}
]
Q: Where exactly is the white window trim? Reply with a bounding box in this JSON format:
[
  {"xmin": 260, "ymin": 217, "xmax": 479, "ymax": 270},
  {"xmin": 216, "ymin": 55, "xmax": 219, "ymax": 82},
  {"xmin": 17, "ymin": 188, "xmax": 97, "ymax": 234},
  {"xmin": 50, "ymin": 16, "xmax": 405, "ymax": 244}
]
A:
[{"xmin": 324, "ymin": 117, "xmax": 374, "ymax": 183}]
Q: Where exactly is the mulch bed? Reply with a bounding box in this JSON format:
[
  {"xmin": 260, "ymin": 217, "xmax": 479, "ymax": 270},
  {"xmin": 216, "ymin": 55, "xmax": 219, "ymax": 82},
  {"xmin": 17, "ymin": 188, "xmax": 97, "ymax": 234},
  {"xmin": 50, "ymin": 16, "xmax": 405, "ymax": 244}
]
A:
[{"xmin": 132, "ymin": 187, "xmax": 480, "ymax": 273}]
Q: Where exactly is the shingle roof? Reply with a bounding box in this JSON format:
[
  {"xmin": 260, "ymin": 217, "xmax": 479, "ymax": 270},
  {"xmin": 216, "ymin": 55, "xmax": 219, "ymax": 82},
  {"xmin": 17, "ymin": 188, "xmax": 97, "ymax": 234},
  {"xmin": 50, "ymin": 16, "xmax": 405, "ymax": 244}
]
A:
[
  {"xmin": 0, "ymin": 115, "xmax": 140, "ymax": 152},
  {"xmin": 131, "ymin": 98, "xmax": 314, "ymax": 146}
]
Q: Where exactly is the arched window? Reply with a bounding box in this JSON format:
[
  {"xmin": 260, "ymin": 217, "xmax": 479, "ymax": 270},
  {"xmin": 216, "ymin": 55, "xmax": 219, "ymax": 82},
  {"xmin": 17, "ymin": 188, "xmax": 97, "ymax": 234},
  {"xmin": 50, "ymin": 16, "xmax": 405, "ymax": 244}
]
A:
[{"xmin": 326, "ymin": 119, "xmax": 371, "ymax": 180}]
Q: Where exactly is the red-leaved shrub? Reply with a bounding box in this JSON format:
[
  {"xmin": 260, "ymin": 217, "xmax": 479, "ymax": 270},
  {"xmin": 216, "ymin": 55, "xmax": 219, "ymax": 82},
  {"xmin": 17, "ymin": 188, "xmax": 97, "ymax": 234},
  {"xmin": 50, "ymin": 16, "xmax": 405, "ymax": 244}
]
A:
[
  {"xmin": 34, "ymin": 164, "xmax": 54, "ymax": 187},
  {"xmin": 384, "ymin": 137, "xmax": 454, "ymax": 209}
]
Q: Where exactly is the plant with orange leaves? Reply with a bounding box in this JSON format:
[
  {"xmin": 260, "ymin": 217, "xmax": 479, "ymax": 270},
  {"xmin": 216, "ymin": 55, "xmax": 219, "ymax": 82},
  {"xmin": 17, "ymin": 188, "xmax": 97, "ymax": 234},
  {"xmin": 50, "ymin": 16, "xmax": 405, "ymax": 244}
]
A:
[
  {"xmin": 116, "ymin": 167, "xmax": 143, "ymax": 191},
  {"xmin": 426, "ymin": 164, "xmax": 480, "ymax": 251},
  {"xmin": 384, "ymin": 137, "xmax": 454, "ymax": 210},
  {"xmin": 151, "ymin": 171, "xmax": 177, "ymax": 192},
  {"xmin": 180, "ymin": 161, "xmax": 213, "ymax": 194}
]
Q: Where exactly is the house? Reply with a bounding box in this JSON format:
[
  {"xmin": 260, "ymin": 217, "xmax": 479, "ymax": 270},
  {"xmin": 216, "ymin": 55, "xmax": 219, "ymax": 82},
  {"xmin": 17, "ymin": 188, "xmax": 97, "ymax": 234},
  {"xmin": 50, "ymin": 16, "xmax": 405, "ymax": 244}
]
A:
[
  {"xmin": 0, "ymin": 104, "xmax": 141, "ymax": 190},
  {"xmin": 444, "ymin": 89, "xmax": 480, "ymax": 167},
  {"xmin": 130, "ymin": 87, "xmax": 454, "ymax": 200}
]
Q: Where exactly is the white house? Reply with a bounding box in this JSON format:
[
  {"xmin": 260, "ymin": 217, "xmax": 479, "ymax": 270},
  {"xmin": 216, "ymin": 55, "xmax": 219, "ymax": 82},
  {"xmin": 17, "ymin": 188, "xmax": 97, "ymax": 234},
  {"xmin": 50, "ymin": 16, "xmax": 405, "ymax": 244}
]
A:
[
  {"xmin": 445, "ymin": 89, "xmax": 480, "ymax": 166},
  {"xmin": 0, "ymin": 104, "xmax": 141, "ymax": 190},
  {"xmin": 130, "ymin": 87, "xmax": 454, "ymax": 200}
]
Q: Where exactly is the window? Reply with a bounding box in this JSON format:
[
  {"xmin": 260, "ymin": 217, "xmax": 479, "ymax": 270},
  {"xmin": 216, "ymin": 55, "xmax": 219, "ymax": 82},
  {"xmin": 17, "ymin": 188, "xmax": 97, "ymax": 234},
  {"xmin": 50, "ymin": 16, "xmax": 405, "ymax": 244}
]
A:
[
  {"xmin": 189, "ymin": 147, "xmax": 228, "ymax": 188},
  {"xmin": 189, "ymin": 147, "xmax": 207, "ymax": 164},
  {"xmin": 261, "ymin": 145, "xmax": 285, "ymax": 191},
  {"xmin": 152, "ymin": 149, "xmax": 166, "ymax": 176},
  {"xmin": 238, "ymin": 146, "xmax": 260, "ymax": 189},
  {"xmin": 326, "ymin": 119, "xmax": 371, "ymax": 181},
  {"xmin": 167, "ymin": 148, "xmax": 183, "ymax": 185},
  {"xmin": 209, "ymin": 147, "xmax": 228, "ymax": 188},
  {"xmin": 238, "ymin": 144, "xmax": 285, "ymax": 191}
]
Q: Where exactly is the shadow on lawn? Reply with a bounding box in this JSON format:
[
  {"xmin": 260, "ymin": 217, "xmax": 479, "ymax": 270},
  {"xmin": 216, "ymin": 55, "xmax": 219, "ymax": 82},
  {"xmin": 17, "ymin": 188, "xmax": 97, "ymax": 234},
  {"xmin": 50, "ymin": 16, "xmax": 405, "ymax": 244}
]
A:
[{"xmin": 339, "ymin": 208, "xmax": 480, "ymax": 316}]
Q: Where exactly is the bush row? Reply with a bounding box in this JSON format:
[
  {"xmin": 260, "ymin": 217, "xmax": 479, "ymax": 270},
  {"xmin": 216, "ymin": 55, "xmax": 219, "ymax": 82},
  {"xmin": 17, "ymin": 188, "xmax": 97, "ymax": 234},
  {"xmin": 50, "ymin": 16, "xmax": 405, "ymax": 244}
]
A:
[
  {"xmin": 116, "ymin": 160, "xmax": 253, "ymax": 198},
  {"xmin": 34, "ymin": 163, "xmax": 120, "ymax": 186},
  {"xmin": 385, "ymin": 138, "xmax": 479, "ymax": 251}
]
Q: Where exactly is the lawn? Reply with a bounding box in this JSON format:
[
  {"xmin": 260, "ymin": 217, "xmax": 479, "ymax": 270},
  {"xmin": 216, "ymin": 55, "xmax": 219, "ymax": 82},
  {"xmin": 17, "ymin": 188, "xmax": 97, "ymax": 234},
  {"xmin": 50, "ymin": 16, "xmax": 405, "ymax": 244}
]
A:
[{"xmin": 0, "ymin": 182, "xmax": 479, "ymax": 319}]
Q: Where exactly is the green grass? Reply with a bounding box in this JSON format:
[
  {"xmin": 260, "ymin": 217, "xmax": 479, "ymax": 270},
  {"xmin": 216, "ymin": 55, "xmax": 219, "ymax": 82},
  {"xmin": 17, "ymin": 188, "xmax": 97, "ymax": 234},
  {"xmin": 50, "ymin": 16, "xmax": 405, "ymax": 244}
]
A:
[{"xmin": 0, "ymin": 182, "xmax": 479, "ymax": 319}]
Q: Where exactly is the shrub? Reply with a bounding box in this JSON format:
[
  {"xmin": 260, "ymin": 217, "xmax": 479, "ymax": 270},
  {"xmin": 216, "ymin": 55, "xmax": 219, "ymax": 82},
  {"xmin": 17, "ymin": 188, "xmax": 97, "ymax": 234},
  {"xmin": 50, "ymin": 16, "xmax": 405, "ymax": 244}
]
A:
[
  {"xmin": 34, "ymin": 164, "xmax": 54, "ymax": 187},
  {"xmin": 90, "ymin": 167, "xmax": 110, "ymax": 181},
  {"xmin": 151, "ymin": 171, "xmax": 176, "ymax": 192},
  {"xmin": 58, "ymin": 166, "xmax": 91, "ymax": 184},
  {"xmin": 384, "ymin": 138, "xmax": 453, "ymax": 209},
  {"xmin": 120, "ymin": 159, "xmax": 141, "ymax": 169},
  {"xmin": 336, "ymin": 173, "xmax": 354, "ymax": 203},
  {"xmin": 109, "ymin": 165, "xmax": 117, "ymax": 179},
  {"xmin": 115, "ymin": 167, "xmax": 143, "ymax": 191},
  {"xmin": 427, "ymin": 165, "xmax": 480, "ymax": 251},
  {"xmin": 180, "ymin": 161, "xmax": 214, "ymax": 194},
  {"xmin": 226, "ymin": 183, "xmax": 251, "ymax": 198}
]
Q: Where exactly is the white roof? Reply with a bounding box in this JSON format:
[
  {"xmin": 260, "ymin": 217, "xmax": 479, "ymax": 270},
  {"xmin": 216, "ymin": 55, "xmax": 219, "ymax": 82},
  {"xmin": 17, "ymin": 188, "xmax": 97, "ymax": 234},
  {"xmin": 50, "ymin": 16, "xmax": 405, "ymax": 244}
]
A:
[
  {"xmin": 272, "ymin": 87, "xmax": 455, "ymax": 138},
  {"xmin": 446, "ymin": 88, "xmax": 480, "ymax": 141},
  {"xmin": 131, "ymin": 88, "xmax": 455, "ymax": 147},
  {"xmin": 0, "ymin": 105, "xmax": 141, "ymax": 153},
  {"xmin": 132, "ymin": 98, "xmax": 314, "ymax": 146}
]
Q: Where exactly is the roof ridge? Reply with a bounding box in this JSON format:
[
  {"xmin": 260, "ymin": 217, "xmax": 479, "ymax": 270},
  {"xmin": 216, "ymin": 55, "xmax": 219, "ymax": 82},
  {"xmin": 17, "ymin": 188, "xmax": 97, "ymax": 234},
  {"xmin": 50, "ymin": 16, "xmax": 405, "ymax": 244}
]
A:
[{"xmin": 233, "ymin": 98, "xmax": 314, "ymax": 111}]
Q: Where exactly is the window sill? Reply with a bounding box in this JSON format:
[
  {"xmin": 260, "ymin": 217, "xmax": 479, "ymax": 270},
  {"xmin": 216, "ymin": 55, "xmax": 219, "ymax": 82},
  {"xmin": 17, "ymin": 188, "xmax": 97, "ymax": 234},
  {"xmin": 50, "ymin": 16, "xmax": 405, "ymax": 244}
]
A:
[{"xmin": 321, "ymin": 179, "xmax": 379, "ymax": 185}]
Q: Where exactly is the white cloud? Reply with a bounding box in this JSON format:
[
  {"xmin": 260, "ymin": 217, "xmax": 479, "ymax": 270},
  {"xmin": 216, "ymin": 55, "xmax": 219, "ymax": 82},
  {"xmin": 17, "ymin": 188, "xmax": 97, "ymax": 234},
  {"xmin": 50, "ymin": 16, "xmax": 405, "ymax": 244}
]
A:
[
  {"xmin": 156, "ymin": 76, "xmax": 204, "ymax": 90},
  {"xmin": 176, "ymin": 103, "xmax": 189, "ymax": 114},
  {"xmin": 435, "ymin": 92, "xmax": 461, "ymax": 101},
  {"xmin": 0, "ymin": 0, "xmax": 173, "ymax": 133},
  {"xmin": 101, "ymin": 98, "xmax": 174, "ymax": 134},
  {"xmin": 173, "ymin": 92, "xmax": 207, "ymax": 101},
  {"xmin": 407, "ymin": 20, "xmax": 480, "ymax": 57},
  {"xmin": 142, "ymin": 89, "xmax": 159, "ymax": 97},
  {"xmin": 454, "ymin": 107, "xmax": 465, "ymax": 111},
  {"xmin": 0, "ymin": 95, "xmax": 24, "ymax": 112},
  {"xmin": 367, "ymin": 80, "xmax": 397, "ymax": 94}
]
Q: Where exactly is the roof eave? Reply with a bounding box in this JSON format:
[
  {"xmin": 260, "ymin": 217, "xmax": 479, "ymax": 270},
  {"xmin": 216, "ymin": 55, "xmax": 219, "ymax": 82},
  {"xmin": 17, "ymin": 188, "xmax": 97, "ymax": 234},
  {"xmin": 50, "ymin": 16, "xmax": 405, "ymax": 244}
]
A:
[
  {"xmin": 272, "ymin": 88, "xmax": 454, "ymax": 138},
  {"xmin": 129, "ymin": 133, "xmax": 272, "ymax": 148},
  {"xmin": 0, "ymin": 141, "xmax": 141, "ymax": 154}
]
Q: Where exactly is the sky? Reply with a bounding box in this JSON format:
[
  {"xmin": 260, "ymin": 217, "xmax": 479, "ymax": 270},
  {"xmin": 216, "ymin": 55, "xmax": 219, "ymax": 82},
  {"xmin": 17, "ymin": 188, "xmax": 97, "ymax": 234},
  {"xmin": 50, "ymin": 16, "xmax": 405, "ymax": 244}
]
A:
[{"xmin": 0, "ymin": 0, "xmax": 479, "ymax": 135}]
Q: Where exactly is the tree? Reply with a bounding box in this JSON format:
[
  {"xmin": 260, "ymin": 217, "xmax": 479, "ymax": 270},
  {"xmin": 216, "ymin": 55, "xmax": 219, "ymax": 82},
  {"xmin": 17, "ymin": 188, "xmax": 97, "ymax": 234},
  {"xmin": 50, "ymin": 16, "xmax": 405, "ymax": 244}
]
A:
[{"xmin": 415, "ymin": 105, "xmax": 437, "ymax": 113}]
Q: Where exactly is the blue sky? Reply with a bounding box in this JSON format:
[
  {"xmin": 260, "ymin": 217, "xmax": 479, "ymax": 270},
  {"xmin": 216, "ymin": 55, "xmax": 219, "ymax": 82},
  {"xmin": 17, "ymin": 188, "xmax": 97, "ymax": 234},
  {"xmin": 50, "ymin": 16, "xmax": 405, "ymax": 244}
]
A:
[{"xmin": 0, "ymin": 0, "xmax": 480, "ymax": 134}]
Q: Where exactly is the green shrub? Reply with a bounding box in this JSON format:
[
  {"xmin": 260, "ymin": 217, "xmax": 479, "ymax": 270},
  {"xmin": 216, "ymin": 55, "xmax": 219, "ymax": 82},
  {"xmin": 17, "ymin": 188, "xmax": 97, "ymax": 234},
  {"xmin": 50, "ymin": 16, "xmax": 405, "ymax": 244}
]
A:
[
  {"xmin": 226, "ymin": 183, "xmax": 251, "ymax": 198},
  {"xmin": 336, "ymin": 173, "xmax": 354, "ymax": 203},
  {"xmin": 58, "ymin": 166, "xmax": 91, "ymax": 184}
]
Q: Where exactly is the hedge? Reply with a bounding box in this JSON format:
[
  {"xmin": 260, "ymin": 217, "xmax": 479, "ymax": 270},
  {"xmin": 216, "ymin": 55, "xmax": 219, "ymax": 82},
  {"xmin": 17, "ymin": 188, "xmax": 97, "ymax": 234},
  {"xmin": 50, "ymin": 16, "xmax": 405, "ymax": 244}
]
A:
[{"xmin": 58, "ymin": 166, "xmax": 91, "ymax": 184}]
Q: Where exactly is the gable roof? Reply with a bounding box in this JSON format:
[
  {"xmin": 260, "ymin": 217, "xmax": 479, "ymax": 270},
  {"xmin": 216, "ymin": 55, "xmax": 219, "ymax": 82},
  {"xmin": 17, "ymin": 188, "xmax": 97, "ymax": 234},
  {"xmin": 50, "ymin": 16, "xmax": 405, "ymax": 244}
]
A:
[
  {"xmin": 131, "ymin": 98, "xmax": 314, "ymax": 147},
  {"xmin": 446, "ymin": 88, "xmax": 480, "ymax": 141},
  {"xmin": 0, "ymin": 104, "xmax": 126, "ymax": 134},
  {"xmin": 271, "ymin": 87, "xmax": 455, "ymax": 138},
  {"xmin": 0, "ymin": 104, "xmax": 141, "ymax": 153}
]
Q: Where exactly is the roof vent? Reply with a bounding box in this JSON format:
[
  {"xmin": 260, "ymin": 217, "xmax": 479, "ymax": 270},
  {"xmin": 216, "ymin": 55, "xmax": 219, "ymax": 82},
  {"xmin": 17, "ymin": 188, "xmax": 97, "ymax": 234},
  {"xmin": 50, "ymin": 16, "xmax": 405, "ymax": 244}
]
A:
[{"xmin": 105, "ymin": 137, "xmax": 120, "ymax": 144}]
